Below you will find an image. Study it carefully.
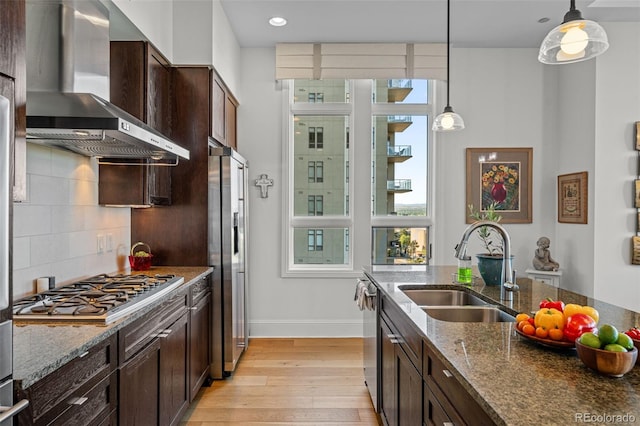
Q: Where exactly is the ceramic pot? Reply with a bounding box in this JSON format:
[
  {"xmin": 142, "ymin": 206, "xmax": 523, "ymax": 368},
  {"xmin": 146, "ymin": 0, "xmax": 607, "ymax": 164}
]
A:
[{"xmin": 476, "ymin": 254, "xmax": 514, "ymax": 286}]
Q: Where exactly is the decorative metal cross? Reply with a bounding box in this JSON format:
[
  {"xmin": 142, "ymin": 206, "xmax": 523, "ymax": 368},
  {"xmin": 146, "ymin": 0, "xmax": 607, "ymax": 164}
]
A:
[{"xmin": 255, "ymin": 174, "xmax": 274, "ymax": 198}]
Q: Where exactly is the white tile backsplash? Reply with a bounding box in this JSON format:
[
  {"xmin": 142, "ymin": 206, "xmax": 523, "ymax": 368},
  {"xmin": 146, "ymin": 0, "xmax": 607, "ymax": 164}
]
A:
[{"xmin": 12, "ymin": 144, "xmax": 131, "ymax": 298}]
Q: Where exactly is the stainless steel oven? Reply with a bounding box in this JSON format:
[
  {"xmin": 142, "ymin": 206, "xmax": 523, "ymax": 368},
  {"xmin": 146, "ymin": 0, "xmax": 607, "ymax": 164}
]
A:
[{"xmin": 0, "ymin": 91, "xmax": 29, "ymax": 423}]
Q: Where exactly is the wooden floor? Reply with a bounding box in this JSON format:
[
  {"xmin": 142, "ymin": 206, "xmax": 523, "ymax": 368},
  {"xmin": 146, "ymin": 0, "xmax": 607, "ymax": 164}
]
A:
[{"xmin": 180, "ymin": 338, "xmax": 380, "ymax": 425}]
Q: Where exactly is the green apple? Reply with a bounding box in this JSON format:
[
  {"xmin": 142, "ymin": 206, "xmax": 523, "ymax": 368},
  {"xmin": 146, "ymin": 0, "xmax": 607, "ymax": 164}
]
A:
[{"xmin": 603, "ymin": 343, "xmax": 627, "ymax": 352}]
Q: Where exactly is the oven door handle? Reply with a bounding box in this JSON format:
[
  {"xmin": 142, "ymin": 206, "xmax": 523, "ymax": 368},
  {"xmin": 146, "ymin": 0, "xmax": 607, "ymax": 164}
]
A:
[{"xmin": 0, "ymin": 399, "xmax": 29, "ymax": 422}]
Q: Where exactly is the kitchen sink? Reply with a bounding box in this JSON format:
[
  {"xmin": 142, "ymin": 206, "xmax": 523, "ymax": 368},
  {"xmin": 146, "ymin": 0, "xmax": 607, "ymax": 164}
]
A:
[
  {"xmin": 400, "ymin": 288, "xmax": 488, "ymax": 306},
  {"xmin": 422, "ymin": 306, "xmax": 516, "ymax": 323}
]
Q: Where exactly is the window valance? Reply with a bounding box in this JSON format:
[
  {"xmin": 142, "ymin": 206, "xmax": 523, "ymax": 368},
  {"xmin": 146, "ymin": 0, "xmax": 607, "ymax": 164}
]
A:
[{"xmin": 275, "ymin": 43, "xmax": 447, "ymax": 80}]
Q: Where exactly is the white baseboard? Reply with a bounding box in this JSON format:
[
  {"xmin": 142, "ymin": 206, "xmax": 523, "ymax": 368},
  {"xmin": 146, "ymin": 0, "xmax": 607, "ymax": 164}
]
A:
[{"xmin": 248, "ymin": 319, "xmax": 364, "ymax": 337}]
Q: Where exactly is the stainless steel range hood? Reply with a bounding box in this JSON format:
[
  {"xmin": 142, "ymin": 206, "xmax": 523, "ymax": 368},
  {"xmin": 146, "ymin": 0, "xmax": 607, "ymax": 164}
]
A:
[{"xmin": 25, "ymin": 0, "xmax": 189, "ymax": 163}]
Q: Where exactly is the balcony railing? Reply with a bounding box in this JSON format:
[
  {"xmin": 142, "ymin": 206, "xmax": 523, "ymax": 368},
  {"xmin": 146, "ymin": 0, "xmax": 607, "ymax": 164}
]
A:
[
  {"xmin": 388, "ymin": 115, "xmax": 411, "ymax": 124},
  {"xmin": 387, "ymin": 144, "xmax": 412, "ymax": 157},
  {"xmin": 388, "ymin": 79, "xmax": 412, "ymax": 89},
  {"xmin": 387, "ymin": 179, "xmax": 412, "ymax": 192}
]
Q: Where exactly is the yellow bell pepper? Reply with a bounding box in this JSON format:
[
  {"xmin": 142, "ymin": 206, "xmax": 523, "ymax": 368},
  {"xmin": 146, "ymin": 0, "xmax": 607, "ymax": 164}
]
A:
[
  {"xmin": 563, "ymin": 303, "xmax": 599, "ymax": 324},
  {"xmin": 534, "ymin": 308, "xmax": 565, "ymax": 331}
]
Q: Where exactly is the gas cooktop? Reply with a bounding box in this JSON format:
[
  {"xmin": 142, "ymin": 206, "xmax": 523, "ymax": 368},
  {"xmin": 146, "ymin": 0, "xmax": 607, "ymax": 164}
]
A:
[{"xmin": 12, "ymin": 273, "xmax": 184, "ymax": 324}]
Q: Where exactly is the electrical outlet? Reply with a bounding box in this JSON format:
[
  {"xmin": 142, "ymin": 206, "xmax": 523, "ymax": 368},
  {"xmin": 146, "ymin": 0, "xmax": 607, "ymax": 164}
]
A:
[
  {"xmin": 97, "ymin": 234, "xmax": 105, "ymax": 254},
  {"xmin": 106, "ymin": 233, "xmax": 113, "ymax": 252}
]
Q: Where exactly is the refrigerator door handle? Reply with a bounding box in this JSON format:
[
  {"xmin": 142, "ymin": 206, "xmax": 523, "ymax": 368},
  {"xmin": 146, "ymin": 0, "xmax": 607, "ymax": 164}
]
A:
[
  {"xmin": 0, "ymin": 95, "xmax": 10, "ymax": 311},
  {"xmin": 233, "ymin": 212, "xmax": 239, "ymax": 255}
]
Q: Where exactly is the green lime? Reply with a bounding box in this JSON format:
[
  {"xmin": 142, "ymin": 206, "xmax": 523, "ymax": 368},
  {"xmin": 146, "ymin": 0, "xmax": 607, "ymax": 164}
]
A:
[
  {"xmin": 616, "ymin": 333, "xmax": 635, "ymax": 350},
  {"xmin": 598, "ymin": 324, "xmax": 619, "ymax": 345},
  {"xmin": 604, "ymin": 343, "xmax": 627, "ymax": 352},
  {"xmin": 579, "ymin": 332, "xmax": 602, "ymax": 349}
]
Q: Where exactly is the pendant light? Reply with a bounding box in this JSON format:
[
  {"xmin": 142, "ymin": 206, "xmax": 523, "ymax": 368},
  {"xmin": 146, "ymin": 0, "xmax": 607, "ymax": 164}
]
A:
[
  {"xmin": 432, "ymin": 0, "xmax": 464, "ymax": 132},
  {"xmin": 538, "ymin": 0, "xmax": 609, "ymax": 64}
]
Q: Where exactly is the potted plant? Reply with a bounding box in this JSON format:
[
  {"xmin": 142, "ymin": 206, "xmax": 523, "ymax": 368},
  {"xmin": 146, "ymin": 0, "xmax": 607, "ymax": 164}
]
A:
[{"xmin": 468, "ymin": 203, "xmax": 513, "ymax": 286}]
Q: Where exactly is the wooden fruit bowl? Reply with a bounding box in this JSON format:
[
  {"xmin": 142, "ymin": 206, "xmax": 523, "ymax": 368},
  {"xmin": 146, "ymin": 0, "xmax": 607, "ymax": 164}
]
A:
[{"xmin": 575, "ymin": 340, "xmax": 638, "ymax": 377}]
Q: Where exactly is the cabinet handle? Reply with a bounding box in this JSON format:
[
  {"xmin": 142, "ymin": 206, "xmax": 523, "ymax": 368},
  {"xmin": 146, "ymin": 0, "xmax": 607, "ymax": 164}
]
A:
[
  {"xmin": 68, "ymin": 397, "xmax": 88, "ymax": 405},
  {"xmin": 77, "ymin": 351, "xmax": 89, "ymax": 358},
  {"xmin": 158, "ymin": 328, "xmax": 173, "ymax": 338},
  {"xmin": 442, "ymin": 369, "xmax": 453, "ymax": 378},
  {"xmin": 443, "ymin": 423, "xmax": 455, "ymax": 426},
  {"xmin": 189, "ymin": 307, "xmax": 198, "ymax": 311}
]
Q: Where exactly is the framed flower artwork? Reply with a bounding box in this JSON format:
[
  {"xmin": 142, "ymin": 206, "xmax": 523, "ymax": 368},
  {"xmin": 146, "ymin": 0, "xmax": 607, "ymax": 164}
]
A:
[
  {"xmin": 558, "ymin": 171, "xmax": 588, "ymax": 224},
  {"xmin": 465, "ymin": 148, "xmax": 533, "ymax": 224}
]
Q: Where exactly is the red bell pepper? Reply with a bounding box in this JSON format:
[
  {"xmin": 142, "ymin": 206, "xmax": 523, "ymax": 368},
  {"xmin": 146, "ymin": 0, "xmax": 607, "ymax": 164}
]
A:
[
  {"xmin": 539, "ymin": 298, "xmax": 565, "ymax": 312},
  {"xmin": 624, "ymin": 327, "xmax": 640, "ymax": 340},
  {"xmin": 563, "ymin": 313, "xmax": 597, "ymax": 342}
]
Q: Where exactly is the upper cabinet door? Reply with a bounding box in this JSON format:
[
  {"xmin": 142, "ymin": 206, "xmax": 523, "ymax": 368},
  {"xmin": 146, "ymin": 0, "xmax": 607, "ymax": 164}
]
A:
[
  {"xmin": 146, "ymin": 44, "xmax": 172, "ymax": 138},
  {"xmin": 211, "ymin": 75, "xmax": 226, "ymax": 144},
  {"xmin": 0, "ymin": 0, "xmax": 24, "ymax": 79},
  {"xmin": 210, "ymin": 70, "xmax": 238, "ymax": 149}
]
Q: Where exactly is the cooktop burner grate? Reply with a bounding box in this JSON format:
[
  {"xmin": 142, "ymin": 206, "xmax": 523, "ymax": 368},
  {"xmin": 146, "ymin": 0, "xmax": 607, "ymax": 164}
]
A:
[{"xmin": 12, "ymin": 273, "xmax": 184, "ymax": 324}]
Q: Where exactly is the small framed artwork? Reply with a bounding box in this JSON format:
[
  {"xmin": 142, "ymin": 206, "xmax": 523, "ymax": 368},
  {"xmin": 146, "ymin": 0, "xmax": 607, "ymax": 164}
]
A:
[
  {"xmin": 558, "ymin": 171, "xmax": 588, "ymax": 224},
  {"xmin": 633, "ymin": 236, "xmax": 640, "ymax": 265},
  {"xmin": 636, "ymin": 122, "xmax": 640, "ymax": 151},
  {"xmin": 635, "ymin": 179, "xmax": 640, "ymax": 208},
  {"xmin": 465, "ymin": 147, "xmax": 533, "ymax": 224},
  {"xmin": 637, "ymin": 211, "xmax": 640, "ymax": 233}
]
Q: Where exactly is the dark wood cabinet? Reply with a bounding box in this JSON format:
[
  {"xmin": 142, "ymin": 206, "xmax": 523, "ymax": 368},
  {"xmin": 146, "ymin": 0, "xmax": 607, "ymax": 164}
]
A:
[
  {"xmin": 119, "ymin": 339, "xmax": 160, "ymax": 426},
  {"xmin": 188, "ymin": 276, "xmax": 212, "ymax": 401},
  {"xmin": 100, "ymin": 41, "xmax": 173, "ymax": 207},
  {"xmin": 131, "ymin": 66, "xmax": 211, "ymax": 266},
  {"xmin": 159, "ymin": 313, "xmax": 189, "ymax": 426},
  {"xmin": 110, "ymin": 41, "xmax": 171, "ymax": 136},
  {"xmin": 0, "ymin": 0, "xmax": 26, "ymax": 201},
  {"xmin": 210, "ymin": 70, "xmax": 237, "ymax": 150},
  {"xmin": 118, "ymin": 291, "xmax": 190, "ymax": 426},
  {"xmin": 424, "ymin": 349, "xmax": 494, "ymax": 426},
  {"xmin": 15, "ymin": 335, "xmax": 118, "ymax": 426},
  {"xmin": 379, "ymin": 296, "xmax": 423, "ymax": 426}
]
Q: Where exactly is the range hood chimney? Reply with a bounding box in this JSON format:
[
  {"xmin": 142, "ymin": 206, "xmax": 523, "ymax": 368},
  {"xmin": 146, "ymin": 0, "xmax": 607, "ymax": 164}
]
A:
[{"xmin": 25, "ymin": 0, "xmax": 189, "ymax": 163}]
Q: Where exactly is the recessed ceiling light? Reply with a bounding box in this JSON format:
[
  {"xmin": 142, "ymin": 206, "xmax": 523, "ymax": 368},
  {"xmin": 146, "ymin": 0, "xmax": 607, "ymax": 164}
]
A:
[{"xmin": 269, "ymin": 16, "xmax": 287, "ymax": 27}]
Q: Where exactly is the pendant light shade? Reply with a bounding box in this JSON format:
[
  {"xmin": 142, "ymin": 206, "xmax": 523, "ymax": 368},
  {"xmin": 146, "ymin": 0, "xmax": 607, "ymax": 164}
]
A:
[
  {"xmin": 538, "ymin": 0, "xmax": 609, "ymax": 64},
  {"xmin": 432, "ymin": 0, "xmax": 464, "ymax": 132}
]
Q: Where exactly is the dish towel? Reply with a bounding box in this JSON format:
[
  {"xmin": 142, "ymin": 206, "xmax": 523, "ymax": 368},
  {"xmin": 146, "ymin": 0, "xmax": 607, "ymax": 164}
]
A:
[{"xmin": 354, "ymin": 279, "xmax": 375, "ymax": 311}]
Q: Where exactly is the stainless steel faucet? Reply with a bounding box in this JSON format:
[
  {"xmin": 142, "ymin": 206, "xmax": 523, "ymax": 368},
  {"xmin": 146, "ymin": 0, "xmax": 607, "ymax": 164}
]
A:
[{"xmin": 454, "ymin": 220, "xmax": 518, "ymax": 301}]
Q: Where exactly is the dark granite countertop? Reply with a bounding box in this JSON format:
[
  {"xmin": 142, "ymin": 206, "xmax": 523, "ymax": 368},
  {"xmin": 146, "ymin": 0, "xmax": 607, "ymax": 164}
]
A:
[
  {"xmin": 365, "ymin": 265, "xmax": 640, "ymax": 426},
  {"xmin": 13, "ymin": 266, "xmax": 213, "ymax": 389}
]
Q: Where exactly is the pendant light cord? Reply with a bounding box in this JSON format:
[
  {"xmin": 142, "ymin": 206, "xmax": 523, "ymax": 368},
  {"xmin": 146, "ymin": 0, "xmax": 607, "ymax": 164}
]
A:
[{"xmin": 446, "ymin": 0, "xmax": 451, "ymax": 109}]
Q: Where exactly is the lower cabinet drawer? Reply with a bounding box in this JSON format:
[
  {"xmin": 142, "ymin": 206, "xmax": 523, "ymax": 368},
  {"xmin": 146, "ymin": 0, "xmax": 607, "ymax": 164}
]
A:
[
  {"xmin": 426, "ymin": 353, "xmax": 494, "ymax": 425},
  {"xmin": 48, "ymin": 371, "xmax": 118, "ymax": 426},
  {"xmin": 16, "ymin": 334, "xmax": 117, "ymax": 425},
  {"xmin": 424, "ymin": 381, "xmax": 455, "ymax": 426}
]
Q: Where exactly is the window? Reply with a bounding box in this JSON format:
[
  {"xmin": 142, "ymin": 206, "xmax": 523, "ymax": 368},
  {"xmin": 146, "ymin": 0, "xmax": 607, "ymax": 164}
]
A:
[
  {"xmin": 308, "ymin": 195, "xmax": 323, "ymax": 216},
  {"xmin": 307, "ymin": 161, "xmax": 324, "ymax": 183},
  {"xmin": 307, "ymin": 229, "xmax": 323, "ymax": 251},
  {"xmin": 284, "ymin": 79, "xmax": 434, "ymax": 274},
  {"xmin": 308, "ymin": 127, "xmax": 324, "ymax": 149}
]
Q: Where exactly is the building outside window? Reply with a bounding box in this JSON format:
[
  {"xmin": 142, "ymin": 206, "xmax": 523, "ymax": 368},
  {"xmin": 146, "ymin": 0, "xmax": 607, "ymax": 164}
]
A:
[
  {"xmin": 308, "ymin": 195, "xmax": 323, "ymax": 216},
  {"xmin": 285, "ymin": 79, "xmax": 433, "ymax": 273}
]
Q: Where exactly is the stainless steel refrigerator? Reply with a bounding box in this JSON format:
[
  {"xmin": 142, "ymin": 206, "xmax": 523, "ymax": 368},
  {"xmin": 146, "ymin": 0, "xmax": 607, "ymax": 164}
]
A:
[
  {"xmin": 208, "ymin": 143, "xmax": 249, "ymax": 378},
  {"xmin": 0, "ymin": 90, "xmax": 28, "ymax": 423}
]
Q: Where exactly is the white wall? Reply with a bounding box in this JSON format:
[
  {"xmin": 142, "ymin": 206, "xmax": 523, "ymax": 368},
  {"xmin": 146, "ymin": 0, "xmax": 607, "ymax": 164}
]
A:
[
  {"xmin": 554, "ymin": 60, "xmax": 596, "ymax": 297},
  {"xmin": 240, "ymin": 49, "xmax": 363, "ymax": 337},
  {"xmin": 435, "ymin": 48, "xmax": 549, "ymax": 276},
  {"xmin": 13, "ymin": 145, "xmax": 131, "ymax": 298},
  {"xmin": 593, "ymin": 23, "xmax": 640, "ymax": 311},
  {"xmin": 172, "ymin": 0, "xmax": 213, "ymax": 65},
  {"xmin": 111, "ymin": 0, "xmax": 174, "ymax": 60}
]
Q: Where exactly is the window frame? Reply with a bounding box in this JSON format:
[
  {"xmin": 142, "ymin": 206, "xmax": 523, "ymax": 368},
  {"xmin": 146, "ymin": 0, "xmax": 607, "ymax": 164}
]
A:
[{"xmin": 282, "ymin": 79, "xmax": 436, "ymax": 277}]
